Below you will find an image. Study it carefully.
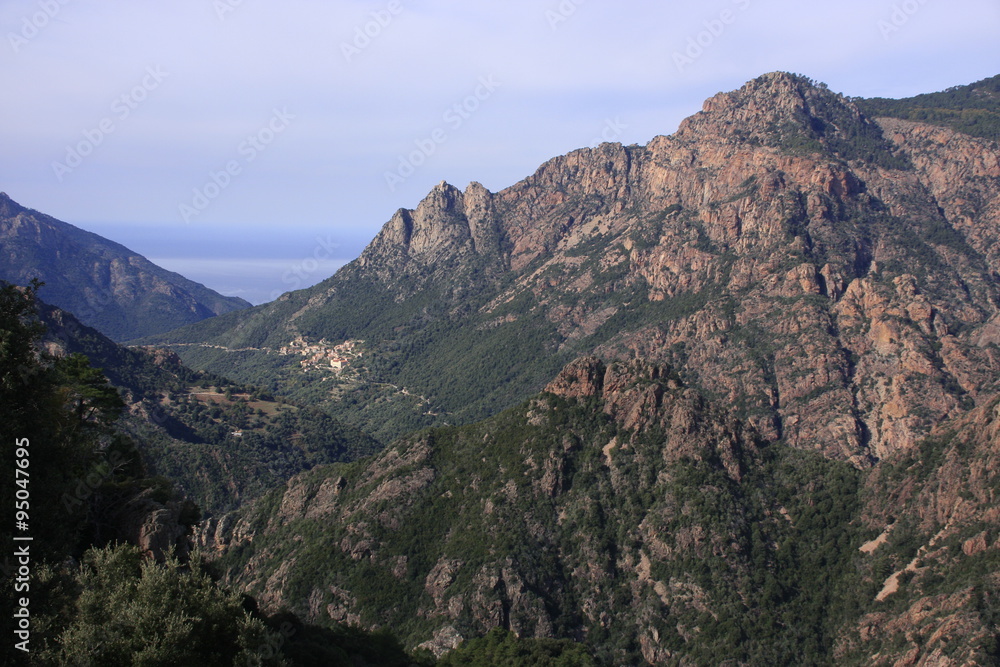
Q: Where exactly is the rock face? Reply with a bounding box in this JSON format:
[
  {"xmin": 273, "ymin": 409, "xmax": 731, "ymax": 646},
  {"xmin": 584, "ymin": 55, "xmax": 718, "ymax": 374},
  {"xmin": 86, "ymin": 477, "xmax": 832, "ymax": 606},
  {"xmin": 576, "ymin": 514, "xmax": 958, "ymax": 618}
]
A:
[
  {"xmin": 833, "ymin": 393, "xmax": 1000, "ymax": 665},
  {"xmin": 110, "ymin": 491, "xmax": 196, "ymax": 562},
  {"xmin": 0, "ymin": 193, "xmax": 250, "ymax": 340},
  {"xmin": 152, "ymin": 72, "xmax": 1000, "ymax": 462},
  {"xmin": 210, "ymin": 354, "xmax": 1000, "ymax": 665},
  {"xmin": 213, "ymin": 358, "xmax": 769, "ymax": 663}
]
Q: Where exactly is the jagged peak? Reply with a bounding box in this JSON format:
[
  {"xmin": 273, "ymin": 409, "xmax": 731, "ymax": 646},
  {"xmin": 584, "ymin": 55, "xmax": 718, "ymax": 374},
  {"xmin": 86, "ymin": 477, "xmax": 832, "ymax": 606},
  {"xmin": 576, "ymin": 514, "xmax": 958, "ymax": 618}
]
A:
[
  {"xmin": 414, "ymin": 180, "xmax": 464, "ymax": 218},
  {"xmin": 0, "ymin": 191, "xmax": 24, "ymax": 216},
  {"xmin": 361, "ymin": 179, "xmax": 481, "ymax": 266},
  {"xmin": 678, "ymin": 71, "xmax": 905, "ymax": 168},
  {"xmin": 685, "ymin": 72, "xmax": 850, "ymax": 130},
  {"xmin": 464, "ymin": 180, "xmax": 490, "ymax": 196}
]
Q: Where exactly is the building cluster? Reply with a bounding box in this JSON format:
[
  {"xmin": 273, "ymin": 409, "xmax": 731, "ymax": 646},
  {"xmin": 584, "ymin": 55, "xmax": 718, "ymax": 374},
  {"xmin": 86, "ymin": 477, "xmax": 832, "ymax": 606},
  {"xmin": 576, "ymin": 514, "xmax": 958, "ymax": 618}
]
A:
[{"xmin": 278, "ymin": 337, "xmax": 364, "ymax": 372}]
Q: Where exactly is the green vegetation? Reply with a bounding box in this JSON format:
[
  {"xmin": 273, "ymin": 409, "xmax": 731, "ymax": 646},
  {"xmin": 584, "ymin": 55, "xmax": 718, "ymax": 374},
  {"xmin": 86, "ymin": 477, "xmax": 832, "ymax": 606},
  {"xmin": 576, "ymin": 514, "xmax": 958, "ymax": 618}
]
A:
[
  {"xmin": 439, "ymin": 628, "xmax": 595, "ymax": 666},
  {"xmin": 857, "ymin": 74, "xmax": 1000, "ymax": 142},
  {"xmin": 142, "ymin": 263, "xmax": 578, "ymax": 443},
  {"xmin": 8, "ymin": 256, "xmax": 1000, "ymax": 664},
  {"xmin": 0, "ymin": 281, "xmax": 430, "ymax": 666},
  {"xmin": 36, "ymin": 545, "xmax": 275, "ymax": 665},
  {"xmin": 35, "ymin": 297, "xmax": 380, "ymax": 516},
  {"xmin": 219, "ymin": 367, "xmax": 1000, "ymax": 662},
  {"xmin": 27, "ymin": 541, "xmax": 432, "ymax": 666},
  {"xmin": 132, "ymin": 388, "xmax": 378, "ymax": 516},
  {"xmin": 1, "ymin": 281, "xmax": 126, "ymax": 561},
  {"xmin": 762, "ymin": 73, "xmax": 912, "ymax": 169},
  {"xmin": 217, "ymin": 381, "xmax": 881, "ymax": 665}
]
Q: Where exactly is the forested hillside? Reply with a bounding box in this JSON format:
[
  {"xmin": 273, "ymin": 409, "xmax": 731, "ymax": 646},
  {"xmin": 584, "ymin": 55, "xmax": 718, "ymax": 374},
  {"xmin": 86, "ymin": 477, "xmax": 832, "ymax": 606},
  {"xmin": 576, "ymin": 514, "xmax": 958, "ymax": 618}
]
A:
[
  {"xmin": 857, "ymin": 73, "xmax": 1000, "ymax": 141},
  {"xmin": 0, "ymin": 282, "xmax": 436, "ymax": 666},
  {"xmin": 31, "ymin": 292, "xmax": 379, "ymax": 517},
  {"xmin": 211, "ymin": 357, "xmax": 1000, "ymax": 663}
]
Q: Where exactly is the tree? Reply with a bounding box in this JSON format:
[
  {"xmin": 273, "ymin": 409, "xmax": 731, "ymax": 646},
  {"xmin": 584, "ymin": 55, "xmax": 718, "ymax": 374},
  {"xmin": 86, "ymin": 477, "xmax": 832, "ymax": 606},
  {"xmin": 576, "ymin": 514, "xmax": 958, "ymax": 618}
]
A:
[
  {"xmin": 55, "ymin": 353, "xmax": 125, "ymax": 429},
  {"xmin": 0, "ymin": 280, "xmax": 48, "ymax": 442},
  {"xmin": 53, "ymin": 544, "xmax": 286, "ymax": 666}
]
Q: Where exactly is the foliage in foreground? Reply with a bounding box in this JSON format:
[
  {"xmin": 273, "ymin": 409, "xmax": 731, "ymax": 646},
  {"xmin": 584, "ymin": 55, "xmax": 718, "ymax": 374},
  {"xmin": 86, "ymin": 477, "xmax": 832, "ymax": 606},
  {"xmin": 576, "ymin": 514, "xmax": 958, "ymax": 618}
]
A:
[
  {"xmin": 0, "ymin": 282, "xmax": 427, "ymax": 666},
  {"xmin": 34, "ymin": 545, "xmax": 277, "ymax": 665}
]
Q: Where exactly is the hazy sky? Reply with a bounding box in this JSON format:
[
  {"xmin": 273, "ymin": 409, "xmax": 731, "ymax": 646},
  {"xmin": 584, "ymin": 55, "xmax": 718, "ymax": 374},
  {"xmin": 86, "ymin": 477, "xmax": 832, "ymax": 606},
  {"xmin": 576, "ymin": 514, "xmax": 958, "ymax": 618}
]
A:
[{"xmin": 2, "ymin": 0, "xmax": 998, "ymax": 303}]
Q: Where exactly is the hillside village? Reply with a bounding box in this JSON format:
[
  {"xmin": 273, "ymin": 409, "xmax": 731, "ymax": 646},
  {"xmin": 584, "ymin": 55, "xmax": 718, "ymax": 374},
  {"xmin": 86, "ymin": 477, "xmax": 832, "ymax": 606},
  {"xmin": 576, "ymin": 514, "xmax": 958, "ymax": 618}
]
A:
[{"xmin": 278, "ymin": 336, "xmax": 364, "ymax": 372}]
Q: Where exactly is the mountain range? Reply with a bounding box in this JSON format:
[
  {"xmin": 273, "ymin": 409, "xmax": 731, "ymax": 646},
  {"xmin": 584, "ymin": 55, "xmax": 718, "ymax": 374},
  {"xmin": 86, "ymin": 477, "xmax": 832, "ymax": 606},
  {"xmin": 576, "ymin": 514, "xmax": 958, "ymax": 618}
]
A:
[
  {"xmin": 6, "ymin": 71, "xmax": 1000, "ymax": 664},
  {"xmin": 144, "ymin": 72, "xmax": 1000, "ymax": 463}
]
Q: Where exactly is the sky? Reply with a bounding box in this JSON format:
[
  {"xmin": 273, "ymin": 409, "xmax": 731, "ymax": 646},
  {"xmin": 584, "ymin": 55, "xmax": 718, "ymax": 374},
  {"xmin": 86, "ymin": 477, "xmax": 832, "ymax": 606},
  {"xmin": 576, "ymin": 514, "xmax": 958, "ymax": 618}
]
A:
[{"xmin": 2, "ymin": 0, "xmax": 998, "ymax": 304}]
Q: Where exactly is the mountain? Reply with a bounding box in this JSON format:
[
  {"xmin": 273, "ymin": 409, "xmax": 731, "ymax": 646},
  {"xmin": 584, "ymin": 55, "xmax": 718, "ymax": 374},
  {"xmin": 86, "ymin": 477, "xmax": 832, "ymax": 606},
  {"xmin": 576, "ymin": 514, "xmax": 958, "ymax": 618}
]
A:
[
  {"xmin": 208, "ymin": 356, "xmax": 1000, "ymax": 664},
  {"xmin": 146, "ymin": 71, "xmax": 1000, "ymax": 465},
  {"xmin": 18, "ymin": 71, "xmax": 1000, "ymax": 663},
  {"xmin": 0, "ymin": 192, "xmax": 250, "ymax": 340},
  {"xmin": 130, "ymin": 71, "xmax": 1000, "ymax": 663}
]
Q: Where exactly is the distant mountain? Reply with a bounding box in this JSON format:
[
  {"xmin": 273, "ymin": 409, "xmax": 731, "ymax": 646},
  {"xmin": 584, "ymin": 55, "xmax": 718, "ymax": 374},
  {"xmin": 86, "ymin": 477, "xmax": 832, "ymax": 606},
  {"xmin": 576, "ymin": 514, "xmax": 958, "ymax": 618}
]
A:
[
  {"xmin": 147, "ymin": 71, "xmax": 1000, "ymax": 464},
  {"xmin": 0, "ymin": 192, "xmax": 250, "ymax": 340}
]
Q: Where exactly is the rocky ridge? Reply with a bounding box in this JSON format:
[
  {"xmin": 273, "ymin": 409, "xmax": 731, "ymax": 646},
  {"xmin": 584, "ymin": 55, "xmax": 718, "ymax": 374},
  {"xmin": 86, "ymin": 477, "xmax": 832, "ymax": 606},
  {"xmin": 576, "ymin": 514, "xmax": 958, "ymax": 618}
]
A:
[{"xmin": 208, "ymin": 359, "xmax": 772, "ymax": 664}]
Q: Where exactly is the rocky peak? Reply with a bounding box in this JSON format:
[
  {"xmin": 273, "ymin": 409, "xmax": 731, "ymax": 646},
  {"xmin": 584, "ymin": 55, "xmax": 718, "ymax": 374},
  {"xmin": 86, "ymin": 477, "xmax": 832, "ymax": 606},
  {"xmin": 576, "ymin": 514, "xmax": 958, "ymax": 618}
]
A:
[
  {"xmin": 357, "ymin": 179, "xmax": 509, "ymax": 286},
  {"xmin": 0, "ymin": 191, "xmax": 26, "ymax": 219},
  {"xmin": 692, "ymin": 71, "xmax": 817, "ymax": 121},
  {"xmin": 677, "ymin": 72, "xmax": 893, "ymax": 165},
  {"xmin": 370, "ymin": 182, "xmax": 461, "ymax": 252},
  {"xmin": 154, "ymin": 72, "xmax": 1000, "ymax": 464},
  {"xmin": 423, "ymin": 180, "xmax": 464, "ymax": 211},
  {"xmin": 403, "ymin": 181, "xmax": 469, "ymax": 257}
]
